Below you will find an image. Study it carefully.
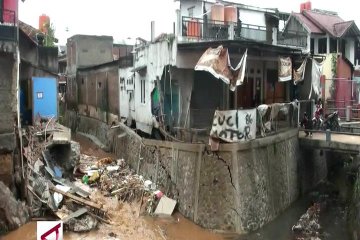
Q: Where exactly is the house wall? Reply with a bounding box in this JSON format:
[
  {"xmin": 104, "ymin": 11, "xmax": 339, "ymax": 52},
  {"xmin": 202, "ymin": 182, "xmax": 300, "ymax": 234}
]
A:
[
  {"xmin": 190, "ymin": 71, "xmax": 225, "ymax": 129},
  {"xmin": 77, "ymin": 64, "xmax": 119, "ymax": 124},
  {"xmin": 0, "ymin": 52, "xmax": 17, "ymax": 188},
  {"xmin": 66, "ymin": 35, "xmax": 113, "ymax": 74},
  {"xmin": 180, "ymin": 0, "xmax": 203, "ymax": 18},
  {"xmin": 239, "ymin": 9, "xmax": 265, "ymax": 26},
  {"xmin": 176, "ymin": 49, "xmax": 204, "ymax": 69},
  {"xmin": 171, "ymin": 67, "xmax": 194, "ymax": 128},
  {"xmin": 38, "ymin": 46, "xmax": 58, "ymax": 73},
  {"xmin": 336, "ymin": 56, "xmax": 353, "ymax": 115},
  {"xmin": 19, "ymin": 32, "xmax": 37, "ymax": 65},
  {"xmin": 322, "ymin": 54, "xmax": 334, "ymax": 100},
  {"xmin": 345, "ymin": 38, "xmax": 355, "ymax": 65},
  {"xmin": 119, "ymin": 67, "xmax": 135, "ymax": 121},
  {"xmin": 64, "ymin": 114, "xmax": 328, "ymax": 234},
  {"xmin": 133, "ymin": 39, "xmax": 177, "ymax": 134}
]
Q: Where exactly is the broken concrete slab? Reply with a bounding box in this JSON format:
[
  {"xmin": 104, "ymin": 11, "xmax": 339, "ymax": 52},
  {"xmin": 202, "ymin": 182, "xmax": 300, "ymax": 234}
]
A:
[
  {"xmin": 52, "ymin": 126, "xmax": 71, "ymax": 144},
  {"xmin": 0, "ymin": 181, "xmax": 30, "ymax": 233},
  {"xmin": 154, "ymin": 196, "xmax": 176, "ymax": 216}
]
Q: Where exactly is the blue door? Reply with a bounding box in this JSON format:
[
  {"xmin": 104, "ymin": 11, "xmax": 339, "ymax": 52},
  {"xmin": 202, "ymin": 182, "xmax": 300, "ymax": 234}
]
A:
[{"xmin": 32, "ymin": 77, "xmax": 58, "ymax": 121}]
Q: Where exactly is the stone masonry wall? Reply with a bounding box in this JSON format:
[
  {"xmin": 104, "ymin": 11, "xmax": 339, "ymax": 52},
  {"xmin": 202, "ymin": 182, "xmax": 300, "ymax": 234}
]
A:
[{"xmin": 66, "ymin": 111, "xmax": 328, "ymax": 234}]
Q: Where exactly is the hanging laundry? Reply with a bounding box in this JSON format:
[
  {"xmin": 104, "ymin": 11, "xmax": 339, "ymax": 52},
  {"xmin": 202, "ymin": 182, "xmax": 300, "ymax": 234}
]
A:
[
  {"xmin": 309, "ymin": 59, "xmax": 325, "ymax": 99},
  {"xmin": 195, "ymin": 45, "xmax": 248, "ymax": 91},
  {"xmin": 278, "ymin": 57, "xmax": 292, "ymax": 82},
  {"xmin": 293, "ymin": 58, "xmax": 308, "ymax": 85}
]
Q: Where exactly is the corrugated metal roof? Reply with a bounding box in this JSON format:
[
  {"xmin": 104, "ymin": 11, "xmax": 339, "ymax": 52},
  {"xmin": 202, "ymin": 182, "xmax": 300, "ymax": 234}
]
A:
[{"xmin": 19, "ymin": 20, "xmax": 43, "ymax": 43}]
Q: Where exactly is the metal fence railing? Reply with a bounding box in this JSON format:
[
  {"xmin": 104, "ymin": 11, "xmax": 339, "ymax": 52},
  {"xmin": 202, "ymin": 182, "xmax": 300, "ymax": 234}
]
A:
[{"xmin": 181, "ymin": 16, "xmax": 270, "ymax": 42}]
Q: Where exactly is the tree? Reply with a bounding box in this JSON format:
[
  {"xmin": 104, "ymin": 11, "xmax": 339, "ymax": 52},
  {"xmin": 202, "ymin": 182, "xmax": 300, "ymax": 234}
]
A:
[{"xmin": 44, "ymin": 23, "xmax": 57, "ymax": 47}]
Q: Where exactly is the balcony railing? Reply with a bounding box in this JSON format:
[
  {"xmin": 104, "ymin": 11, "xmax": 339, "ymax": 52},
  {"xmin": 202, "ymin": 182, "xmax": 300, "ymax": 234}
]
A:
[
  {"xmin": 182, "ymin": 16, "xmax": 270, "ymax": 42},
  {"xmin": 0, "ymin": 9, "xmax": 17, "ymax": 41},
  {"xmin": 241, "ymin": 23, "xmax": 267, "ymax": 42},
  {"xmin": 277, "ymin": 30, "xmax": 307, "ymax": 48},
  {"xmin": 182, "ymin": 16, "xmax": 238, "ymax": 40}
]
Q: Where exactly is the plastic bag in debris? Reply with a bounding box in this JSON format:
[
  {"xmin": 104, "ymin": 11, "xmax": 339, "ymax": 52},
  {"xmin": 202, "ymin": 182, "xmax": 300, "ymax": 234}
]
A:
[
  {"xmin": 106, "ymin": 166, "xmax": 120, "ymax": 173},
  {"xmin": 144, "ymin": 180, "xmax": 152, "ymax": 190},
  {"xmin": 53, "ymin": 185, "xmax": 71, "ymax": 207},
  {"xmin": 88, "ymin": 171, "xmax": 100, "ymax": 183}
]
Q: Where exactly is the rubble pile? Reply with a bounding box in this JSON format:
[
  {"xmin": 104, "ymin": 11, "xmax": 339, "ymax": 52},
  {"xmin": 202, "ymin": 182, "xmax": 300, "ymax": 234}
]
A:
[
  {"xmin": 22, "ymin": 119, "xmax": 177, "ymax": 235},
  {"xmin": 0, "ymin": 181, "xmax": 30, "ymax": 233},
  {"xmin": 76, "ymin": 155, "xmax": 148, "ymax": 202},
  {"xmin": 100, "ymin": 162, "xmax": 146, "ymax": 202},
  {"xmin": 292, "ymin": 203, "xmax": 322, "ymax": 240},
  {"xmin": 23, "ymin": 121, "xmax": 105, "ymax": 232}
]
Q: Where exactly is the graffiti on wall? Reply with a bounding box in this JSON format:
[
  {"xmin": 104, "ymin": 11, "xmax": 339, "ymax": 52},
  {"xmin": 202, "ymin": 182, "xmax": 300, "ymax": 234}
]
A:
[{"xmin": 210, "ymin": 109, "xmax": 257, "ymax": 143}]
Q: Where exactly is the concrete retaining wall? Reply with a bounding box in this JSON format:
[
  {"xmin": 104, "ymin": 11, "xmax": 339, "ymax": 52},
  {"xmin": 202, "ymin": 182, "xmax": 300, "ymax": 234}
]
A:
[{"xmin": 65, "ymin": 111, "xmax": 327, "ymax": 234}]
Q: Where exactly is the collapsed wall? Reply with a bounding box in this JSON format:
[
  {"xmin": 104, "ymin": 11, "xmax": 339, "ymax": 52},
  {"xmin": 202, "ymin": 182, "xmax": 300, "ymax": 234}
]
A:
[{"xmin": 65, "ymin": 111, "xmax": 327, "ymax": 233}]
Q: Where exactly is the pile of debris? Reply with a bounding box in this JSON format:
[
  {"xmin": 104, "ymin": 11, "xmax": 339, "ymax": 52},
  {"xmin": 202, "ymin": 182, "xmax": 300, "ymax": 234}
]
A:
[
  {"xmin": 23, "ymin": 119, "xmax": 178, "ymax": 234},
  {"xmin": 75, "ymin": 154, "xmax": 177, "ymax": 217},
  {"xmin": 292, "ymin": 203, "xmax": 322, "ymax": 240},
  {"xmin": 24, "ymin": 121, "xmax": 106, "ymax": 232}
]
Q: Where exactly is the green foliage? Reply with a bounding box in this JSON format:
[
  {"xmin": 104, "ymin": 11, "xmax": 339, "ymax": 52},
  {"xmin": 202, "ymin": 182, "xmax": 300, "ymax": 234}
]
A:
[
  {"xmin": 44, "ymin": 23, "xmax": 57, "ymax": 47},
  {"xmin": 329, "ymin": 53, "xmax": 337, "ymax": 99}
]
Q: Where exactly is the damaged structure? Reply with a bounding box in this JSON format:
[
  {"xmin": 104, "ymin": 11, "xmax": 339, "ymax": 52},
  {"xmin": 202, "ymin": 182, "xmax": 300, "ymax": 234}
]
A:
[{"xmin": 61, "ymin": 0, "xmax": 339, "ymax": 234}]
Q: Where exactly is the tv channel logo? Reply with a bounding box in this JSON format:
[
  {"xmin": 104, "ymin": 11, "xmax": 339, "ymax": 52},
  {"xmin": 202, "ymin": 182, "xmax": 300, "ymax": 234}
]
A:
[{"xmin": 37, "ymin": 221, "xmax": 63, "ymax": 240}]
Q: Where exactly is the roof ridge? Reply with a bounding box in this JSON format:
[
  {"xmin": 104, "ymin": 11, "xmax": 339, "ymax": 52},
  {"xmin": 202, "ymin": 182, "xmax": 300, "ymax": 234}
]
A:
[{"xmin": 302, "ymin": 10, "xmax": 328, "ymax": 34}]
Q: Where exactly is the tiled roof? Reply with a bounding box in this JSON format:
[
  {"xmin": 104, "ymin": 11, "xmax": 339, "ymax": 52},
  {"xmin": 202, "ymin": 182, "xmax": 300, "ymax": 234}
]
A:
[
  {"xmin": 289, "ymin": 10, "xmax": 360, "ymax": 38},
  {"xmin": 302, "ymin": 10, "xmax": 345, "ymax": 37},
  {"xmin": 333, "ymin": 21, "xmax": 354, "ymax": 37},
  {"xmin": 292, "ymin": 12, "xmax": 323, "ymax": 34}
]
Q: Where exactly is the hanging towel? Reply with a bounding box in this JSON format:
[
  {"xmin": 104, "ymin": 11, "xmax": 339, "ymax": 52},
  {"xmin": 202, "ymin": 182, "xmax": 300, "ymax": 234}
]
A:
[
  {"xmin": 293, "ymin": 58, "xmax": 308, "ymax": 85},
  {"xmin": 309, "ymin": 59, "xmax": 325, "ymax": 99}
]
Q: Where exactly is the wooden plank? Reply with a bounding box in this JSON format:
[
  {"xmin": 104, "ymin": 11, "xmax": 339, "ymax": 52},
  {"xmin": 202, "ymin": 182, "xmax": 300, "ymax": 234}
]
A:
[
  {"xmin": 61, "ymin": 207, "xmax": 88, "ymax": 223},
  {"xmin": 49, "ymin": 186, "xmax": 102, "ymax": 210}
]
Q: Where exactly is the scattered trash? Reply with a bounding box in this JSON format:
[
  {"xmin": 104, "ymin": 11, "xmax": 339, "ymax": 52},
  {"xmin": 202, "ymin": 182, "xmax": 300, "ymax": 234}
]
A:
[
  {"xmin": 53, "ymin": 185, "xmax": 71, "ymax": 207},
  {"xmin": 144, "ymin": 180, "xmax": 153, "ymax": 190},
  {"xmin": 23, "ymin": 122, "xmax": 108, "ymax": 233},
  {"xmin": 106, "ymin": 165, "xmax": 120, "ymax": 172},
  {"xmin": 292, "ymin": 203, "xmax": 321, "ymax": 240},
  {"xmin": 88, "ymin": 171, "xmax": 100, "ymax": 183},
  {"xmin": 22, "ymin": 120, "xmax": 168, "ymax": 236},
  {"xmin": 82, "ymin": 175, "xmax": 89, "ymax": 185},
  {"xmin": 154, "ymin": 196, "xmax": 177, "ymax": 216},
  {"xmin": 96, "ymin": 157, "xmax": 113, "ymax": 168},
  {"xmin": 154, "ymin": 190, "xmax": 164, "ymax": 199}
]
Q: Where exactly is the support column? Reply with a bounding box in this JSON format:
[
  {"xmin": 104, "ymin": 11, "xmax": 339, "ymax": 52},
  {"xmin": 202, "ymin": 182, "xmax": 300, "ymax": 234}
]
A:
[{"xmin": 193, "ymin": 145, "xmax": 204, "ymax": 223}]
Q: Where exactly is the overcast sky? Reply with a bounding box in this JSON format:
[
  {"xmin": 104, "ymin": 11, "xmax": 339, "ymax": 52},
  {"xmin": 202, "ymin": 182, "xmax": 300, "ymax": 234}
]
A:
[{"xmin": 19, "ymin": 0, "xmax": 360, "ymax": 45}]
